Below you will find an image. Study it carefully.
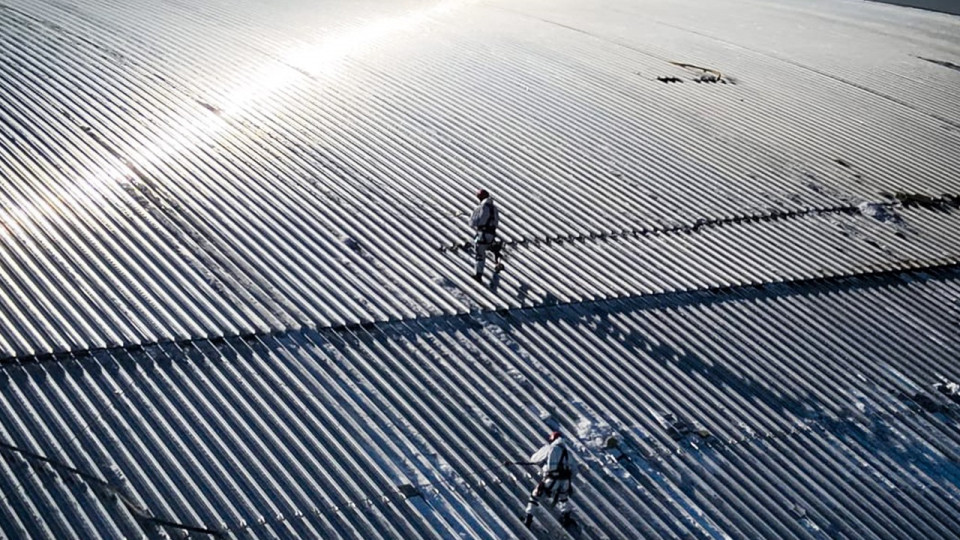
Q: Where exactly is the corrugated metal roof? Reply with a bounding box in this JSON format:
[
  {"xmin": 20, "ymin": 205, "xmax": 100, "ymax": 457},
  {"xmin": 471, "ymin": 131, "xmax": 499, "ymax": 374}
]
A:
[
  {"xmin": 2, "ymin": 268, "xmax": 959, "ymax": 539},
  {"xmin": 1, "ymin": 0, "xmax": 959, "ymax": 357},
  {"xmin": 2, "ymin": 0, "xmax": 960, "ymax": 537}
]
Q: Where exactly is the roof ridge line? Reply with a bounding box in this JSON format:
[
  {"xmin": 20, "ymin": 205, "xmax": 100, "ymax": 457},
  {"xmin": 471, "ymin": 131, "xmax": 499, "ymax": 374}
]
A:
[{"xmin": 2, "ymin": 259, "xmax": 958, "ymax": 366}]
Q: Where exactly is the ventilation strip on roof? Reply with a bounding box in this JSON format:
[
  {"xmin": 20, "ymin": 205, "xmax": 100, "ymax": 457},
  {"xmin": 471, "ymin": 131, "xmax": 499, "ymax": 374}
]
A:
[
  {"xmin": 442, "ymin": 202, "xmax": 855, "ymax": 253},
  {"xmin": 1, "ymin": 436, "xmax": 528, "ymax": 536},
  {"xmin": 224, "ymin": 461, "xmax": 518, "ymax": 534},
  {"xmin": 441, "ymin": 195, "xmax": 960, "ymax": 253}
]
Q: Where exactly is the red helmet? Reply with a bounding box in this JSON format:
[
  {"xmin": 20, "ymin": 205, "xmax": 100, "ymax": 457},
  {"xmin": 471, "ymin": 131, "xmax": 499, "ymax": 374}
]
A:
[
  {"xmin": 475, "ymin": 188, "xmax": 489, "ymax": 200},
  {"xmin": 548, "ymin": 431, "xmax": 562, "ymax": 443}
]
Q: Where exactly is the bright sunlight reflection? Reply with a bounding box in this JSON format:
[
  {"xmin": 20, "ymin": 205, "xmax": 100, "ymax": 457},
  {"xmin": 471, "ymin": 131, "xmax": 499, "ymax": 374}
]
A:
[
  {"xmin": 6, "ymin": 0, "xmax": 473, "ymax": 235},
  {"xmin": 223, "ymin": 0, "xmax": 475, "ymax": 112},
  {"xmin": 133, "ymin": 0, "xmax": 473, "ymax": 170}
]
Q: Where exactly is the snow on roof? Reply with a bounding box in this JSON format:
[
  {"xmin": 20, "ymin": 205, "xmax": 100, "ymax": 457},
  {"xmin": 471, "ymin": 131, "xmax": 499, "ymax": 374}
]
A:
[{"xmin": 1, "ymin": 0, "xmax": 959, "ymax": 537}]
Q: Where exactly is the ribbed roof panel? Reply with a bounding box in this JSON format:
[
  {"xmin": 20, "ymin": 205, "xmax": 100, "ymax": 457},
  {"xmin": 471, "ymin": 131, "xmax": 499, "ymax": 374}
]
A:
[
  {"xmin": 2, "ymin": 0, "xmax": 960, "ymax": 537},
  {"xmin": 1, "ymin": 268, "xmax": 958, "ymax": 538},
  {"xmin": 1, "ymin": 0, "xmax": 959, "ymax": 356}
]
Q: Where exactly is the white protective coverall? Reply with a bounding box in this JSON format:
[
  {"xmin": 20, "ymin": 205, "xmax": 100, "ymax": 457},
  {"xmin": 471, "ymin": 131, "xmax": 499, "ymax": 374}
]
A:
[
  {"xmin": 523, "ymin": 437, "xmax": 575, "ymax": 525},
  {"xmin": 469, "ymin": 197, "xmax": 502, "ymax": 277}
]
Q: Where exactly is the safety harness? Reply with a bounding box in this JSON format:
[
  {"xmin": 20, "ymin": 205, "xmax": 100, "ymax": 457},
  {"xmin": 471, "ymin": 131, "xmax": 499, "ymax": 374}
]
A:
[
  {"xmin": 477, "ymin": 201, "xmax": 498, "ymax": 234},
  {"xmin": 546, "ymin": 446, "xmax": 571, "ymax": 481}
]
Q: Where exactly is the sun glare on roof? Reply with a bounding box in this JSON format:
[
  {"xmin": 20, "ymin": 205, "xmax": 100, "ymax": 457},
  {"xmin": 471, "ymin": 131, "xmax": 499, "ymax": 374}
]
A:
[
  {"xmin": 129, "ymin": 0, "xmax": 472, "ymax": 177},
  {"xmin": 1, "ymin": 174, "xmax": 118, "ymax": 240},
  {"xmin": 222, "ymin": 0, "xmax": 474, "ymax": 112},
  {"xmin": 134, "ymin": 0, "xmax": 471, "ymax": 170}
]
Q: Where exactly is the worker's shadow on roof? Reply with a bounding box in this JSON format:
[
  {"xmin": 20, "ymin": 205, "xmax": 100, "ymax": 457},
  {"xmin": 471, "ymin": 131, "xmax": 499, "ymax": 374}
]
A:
[{"xmin": 585, "ymin": 308, "xmax": 814, "ymax": 419}]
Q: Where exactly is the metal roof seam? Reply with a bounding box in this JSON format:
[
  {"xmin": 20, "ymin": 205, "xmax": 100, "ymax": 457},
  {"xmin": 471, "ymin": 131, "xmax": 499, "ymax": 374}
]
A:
[
  {"xmin": 1, "ymin": 261, "xmax": 957, "ymax": 365},
  {"xmin": 439, "ymin": 202, "xmax": 870, "ymax": 253}
]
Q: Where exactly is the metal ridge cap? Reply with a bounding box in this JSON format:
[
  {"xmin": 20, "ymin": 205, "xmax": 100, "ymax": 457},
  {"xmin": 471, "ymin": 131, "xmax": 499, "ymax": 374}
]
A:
[{"xmin": 3, "ymin": 260, "xmax": 958, "ymax": 366}]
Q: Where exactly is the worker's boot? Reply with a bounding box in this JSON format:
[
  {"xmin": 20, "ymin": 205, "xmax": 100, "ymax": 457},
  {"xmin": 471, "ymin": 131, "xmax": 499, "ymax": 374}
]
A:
[
  {"xmin": 523, "ymin": 514, "xmax": 533, "ymax": 528},
  {"xmin": 560, "ymin": 513, "xmax": 575, "ymax": 528}
]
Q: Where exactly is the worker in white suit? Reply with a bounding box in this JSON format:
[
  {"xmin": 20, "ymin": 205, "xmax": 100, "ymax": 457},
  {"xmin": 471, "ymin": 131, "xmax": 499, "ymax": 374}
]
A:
[{"xmin": 520, "ymin": 431, "xmax": 575, "ymax": 528}]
